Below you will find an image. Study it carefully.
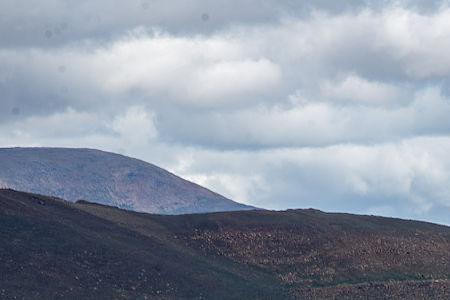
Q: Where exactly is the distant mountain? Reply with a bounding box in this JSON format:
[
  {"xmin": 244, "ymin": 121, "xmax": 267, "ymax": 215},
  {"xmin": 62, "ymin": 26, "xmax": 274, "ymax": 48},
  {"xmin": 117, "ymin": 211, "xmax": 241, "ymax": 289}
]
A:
[
  {"xmin": 1, "ymin": 189, "xmax": 450, "ymax": 299},
  {"xmin": 0, "ymin": 147, "xmax": 253, "ymax": 214}
]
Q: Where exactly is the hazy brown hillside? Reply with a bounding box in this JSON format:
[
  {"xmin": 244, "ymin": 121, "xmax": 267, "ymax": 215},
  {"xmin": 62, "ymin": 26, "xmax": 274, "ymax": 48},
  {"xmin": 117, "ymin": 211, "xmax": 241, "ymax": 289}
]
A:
[
  {"xmin": 1, "ymin": 189, "xmax": 450, "ymax": 299},
  {"xmin": 0, "ymin": 147, "xmax": 253, "ymax": 214}
]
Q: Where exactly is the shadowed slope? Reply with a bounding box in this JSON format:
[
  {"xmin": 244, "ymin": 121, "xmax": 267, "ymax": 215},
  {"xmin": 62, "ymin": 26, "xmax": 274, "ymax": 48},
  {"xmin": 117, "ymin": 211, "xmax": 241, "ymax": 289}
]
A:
[
  {"xmin": 1, "ymin": 189, "xmax": 450, "ymax": 299},
  {"xmin": 0, "ymin": 189, "xmax": 285, "ymax": 300}
]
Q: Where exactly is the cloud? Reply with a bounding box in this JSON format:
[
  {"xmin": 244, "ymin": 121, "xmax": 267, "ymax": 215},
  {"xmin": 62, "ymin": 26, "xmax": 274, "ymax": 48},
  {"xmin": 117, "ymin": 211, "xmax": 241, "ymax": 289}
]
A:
[
  {"xmin": 320, "ymin": 75, "xmax": 408, "ymax": 106},
  {"xmin": 1, "ymin": 1, "xmax": 450, "ymax": 224},
  {"xmin": 93, "ymin": 32, "xmax": 282, "ymax": 106},
  {"xmin": 159, "ymin": 86, "xmax": 450, "ymax": 148},
  {"xmin": 0, "ymin": 0, "xmax": 411, "ymax": 48},
  {"xmin": 0, "ymin": 30, "xmax": 282, "ymax": 110},
  {"xmin": 183, "ymin": 59, "xmax": 281, "ymax": 105},
  {"xmin": 112, "ymin": 105, "xmax": 158, "ymax": 145},
  {"xmin": 175, "ymin": 136, "xmax": 450, "ymax": 223},
  {"xmin": 4, "ymin": 5, "xmax": 450, "ymax": 113}
]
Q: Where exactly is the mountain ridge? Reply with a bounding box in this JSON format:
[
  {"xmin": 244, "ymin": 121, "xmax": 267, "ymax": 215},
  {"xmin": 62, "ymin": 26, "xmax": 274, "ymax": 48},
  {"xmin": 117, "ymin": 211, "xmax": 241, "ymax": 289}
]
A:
[{"xmin": 0, "ymin": 147, "xmax": 254, "ymax": 214}]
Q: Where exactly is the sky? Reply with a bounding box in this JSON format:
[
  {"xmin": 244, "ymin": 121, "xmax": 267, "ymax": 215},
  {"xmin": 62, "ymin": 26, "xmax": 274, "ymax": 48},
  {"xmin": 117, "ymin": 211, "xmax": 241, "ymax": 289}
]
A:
[{"xmin": 2, "ymin": 0, "xmax": 450, "ymax": 224}]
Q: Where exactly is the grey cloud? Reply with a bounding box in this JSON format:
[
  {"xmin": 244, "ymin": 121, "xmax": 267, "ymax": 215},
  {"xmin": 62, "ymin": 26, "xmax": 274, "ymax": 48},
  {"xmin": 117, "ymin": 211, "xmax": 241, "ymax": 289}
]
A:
[
  {"xmin": 0, "ymin": 0, "xmax": 282, "ymax": 48},
  {"xmin": 0, "ymin": 0, "xmax": 446, "ymax": 48},
  {"xmin": 2, "ymin": 0, "xmax": 450, "ymax": 224},
  {"xmin": 174, "ymin": 137, "xmax": 450, "ymax": 223},
  {"xmin": 158, "ymin": 86, "xmax": 450, "ymax": 149}
]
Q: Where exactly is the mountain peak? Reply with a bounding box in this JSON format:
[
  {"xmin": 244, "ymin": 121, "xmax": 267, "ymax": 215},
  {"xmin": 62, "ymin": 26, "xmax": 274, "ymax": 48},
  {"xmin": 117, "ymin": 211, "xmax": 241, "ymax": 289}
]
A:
[{"xmin": 0, "ymin": 147, "xmax": 254, "ymax": 214}]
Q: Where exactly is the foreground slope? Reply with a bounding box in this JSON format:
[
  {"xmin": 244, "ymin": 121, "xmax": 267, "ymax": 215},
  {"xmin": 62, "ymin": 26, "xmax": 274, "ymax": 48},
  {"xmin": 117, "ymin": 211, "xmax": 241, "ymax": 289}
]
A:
[
  {"xmin": 1, "ymin": 189, "xmax": 450, "ymax": 299},
  {"xmin": 0, "ymin": 189, "xmax": 284, "ymax": 300},
  {"xmin": 0, "ymin": 147, "xmax": 252, "ymax": 214}
]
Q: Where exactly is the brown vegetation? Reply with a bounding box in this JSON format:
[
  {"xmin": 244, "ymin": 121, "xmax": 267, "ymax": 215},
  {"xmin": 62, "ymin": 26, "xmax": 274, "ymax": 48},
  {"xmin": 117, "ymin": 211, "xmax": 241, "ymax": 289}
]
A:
[{"xmin": 1, "ymin": 189, "xmax": 450, "ymax": 299}]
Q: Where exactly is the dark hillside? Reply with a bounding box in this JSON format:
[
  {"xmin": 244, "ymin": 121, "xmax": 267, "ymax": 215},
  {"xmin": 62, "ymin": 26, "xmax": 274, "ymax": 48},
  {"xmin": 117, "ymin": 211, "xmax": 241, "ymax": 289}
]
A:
[
  {"xmin": 1, "ymin": 189, "xmax": 450, "ymax": 299},
  {"xmin": 0, "ymin": 189, "xmax": 285, "ymax": 300}
]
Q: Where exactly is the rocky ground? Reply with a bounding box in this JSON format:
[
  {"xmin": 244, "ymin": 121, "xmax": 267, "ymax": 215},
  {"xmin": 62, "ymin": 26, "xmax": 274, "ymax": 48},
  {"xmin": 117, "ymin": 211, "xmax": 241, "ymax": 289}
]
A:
[{"xmin": 2, "ymin": 189, "xmax": 450, "ymax": 299}]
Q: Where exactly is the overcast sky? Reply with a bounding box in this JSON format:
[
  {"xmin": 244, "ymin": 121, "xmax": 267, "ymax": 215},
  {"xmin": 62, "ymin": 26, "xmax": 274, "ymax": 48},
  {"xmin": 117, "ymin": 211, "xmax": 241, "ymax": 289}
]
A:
[{"xmin": 2, "ymin": 0, "xmax": 450, "ymax": 224}]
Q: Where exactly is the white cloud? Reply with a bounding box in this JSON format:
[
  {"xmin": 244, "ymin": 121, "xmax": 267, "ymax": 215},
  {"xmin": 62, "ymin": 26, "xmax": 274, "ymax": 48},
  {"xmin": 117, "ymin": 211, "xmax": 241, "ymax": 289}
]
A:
[
  {"xmin": 320, "ymin": 75, "xmax": 407, "ymax": 106},
  {"xmin": 0, "ymin": 108, "xmax": 104, "ymax": 141},
  {"xmin": 160, "ymin": 86, "xmax": 450, "ymax": 147},
  {"xmin": 184, "ymin": 173, "xmax": 269, "ymax": 206},
  {"xmin": 2, "ymin": 1, "xmax": 450, "ymax": 224},
  {"xmin": 0, "ymin": 31, "xmax": 281, "ymax": 108},
  {"xmin": 183, "ymin": 59, "xmax": 281, "ymax": 105},
  {"xmin": 174, "ymin": 136, "xmax": 450, "ymax": 222},
  {"xmin": 379, "ymin": 6, "xmax": 450, "ymax": 78},
  {"xmin": 112, "ymin": 105, "xmax": 158, "ymax": 143}
]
